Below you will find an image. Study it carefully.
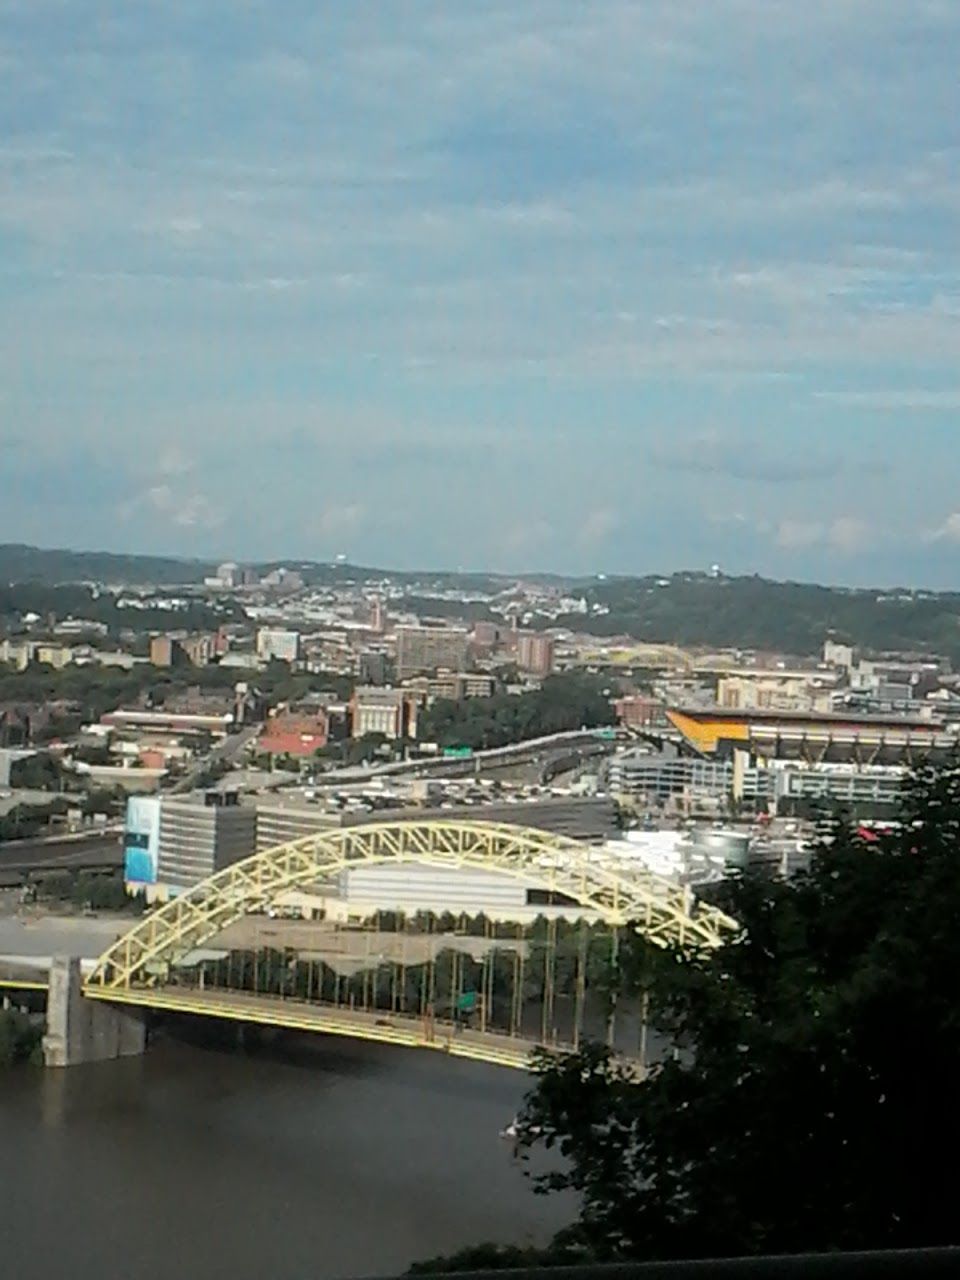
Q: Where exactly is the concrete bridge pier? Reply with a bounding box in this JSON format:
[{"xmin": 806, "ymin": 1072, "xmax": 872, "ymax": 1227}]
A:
[{"xmin": 43, "ymin": 957, "xmax": 146, "ymax": 1068}]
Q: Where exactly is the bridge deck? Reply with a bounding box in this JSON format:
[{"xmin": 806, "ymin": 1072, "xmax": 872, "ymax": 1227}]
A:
[{"xmin": 83, "ymin": 986, "xmax": 546, "ymax": 1070}]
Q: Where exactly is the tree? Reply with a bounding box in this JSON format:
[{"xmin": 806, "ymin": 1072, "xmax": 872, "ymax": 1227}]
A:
[
  {"xmin": 0, "ymin": 1008, "xmax": 43, "ymax": 1068},
  {"xmin": 418, "ymin": 674, "xmax": 614, "ymax": 751},
  {"xmin": 9, "ymin": 751, "xmax": 63, "ymax": 790},
  {"xmin": 353, "ymin": 731, "xmax": 390, "ymax": 760},
  {"xmin": 491, "ymin": 759, "xmax": 960, "ymax": 1263}
]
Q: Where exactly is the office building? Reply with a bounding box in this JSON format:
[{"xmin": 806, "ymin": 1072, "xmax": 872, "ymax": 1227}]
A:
[
  {"xmin": 613, "ymin": 694, "xmax": 666, "ymax": 730},
  {"xmin": 767, "ymin": 762, "xmax": 905, "ymax": 810},
  {"xmin": 607, "ymin": 750, "xmax": 740, "ymax": 808},
  {"xmin": 471, "ymin": 621, "xmax": 501, "ymax": 651},
  {"xmin": 256, "ymin": 627, "xmax": 301, "ymax": 664},
  {"xmin": 261, "ymin": 567, "xmax": 304, "ymax": 593},
  {"xmin": 823, "ymin": 639, "xmax": 855, "ymax": 671},
  {"xmin": 254, "ymin": 800, "xmax": 342, "ymax": 852},
  {"xmin": 152, "ymin": 793, "xmax": 257, "ymax": 892},
  {"xmin": 403, "ymin": 671, "xmax": 495, "ymax": 702},
  {"xmin": 150, "ymin": 636, "xmax": 188, "ymax": 668},
  {"xmin": 351, "ymin": 686, "xmax": 416, "ymax": 739},
  {"xmin": 850, "ymin": 658, "xmax": 939, "ymax": 703},
  {"xmin": 180, "ymin": 634, "xmax": 216, "ymax": 666},
  {"xmin": 716, "ymin": 671, "xmax": 837, "ymax": 714},
  {"xmin": 395, "ymin": 625, "xmax": 469, "ymax": 678},
  {"xmin": 516, "ymin": 631, "xmax": 555, "ymax": 676},
  {"xmin": 1, "ymin": 639, "xmax": 73, "ymax": 671},
  {"xmin": 356, "ymin": 650, "xmax": 389, "ymax": 685},
  {"xmin": 101, "ymin": 707, "xmax": 234, "ymax": 737}
]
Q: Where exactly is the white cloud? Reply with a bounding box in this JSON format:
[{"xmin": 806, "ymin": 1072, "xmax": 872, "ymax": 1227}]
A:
[
  {"xmin": 775, "ymin": 517, "xmax": 872, "ymax": 553},
  {"xmin": 827, "ymin": 517, "xmax": 871, "ymax": 553},
  {"xmin": 579, "ymin": 509, "xmax": 620, "ymax": 545},
  {"xmin": 147, "ymin": 485, "xmax": 222, "ymax": 529},
  {"xmin": 775, "ymin": 520, "xmax": 825, "ymax": 550},
  {"xmin": 315, "ymin": 504, "xmax": 366, "ymax": 540},
  {"xmin": 927, "ymin": 513, "xmax": 960, "ymax": 543},
  {"xmin": 117, "ymin": 483, "xmax": 222, "ymax": 532}
]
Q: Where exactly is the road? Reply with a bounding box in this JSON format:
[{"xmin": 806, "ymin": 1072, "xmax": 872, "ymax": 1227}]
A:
[
  {"xmin": 86, "ymin": 984, "xmax": 542, "ymax": 1069},
  {"xmin": 169, "ymin": 723, "xmax": 261, "ymax": 793},
  {"xmin": 0, "ymin": 911, "xmax": 131, "ymax": 960},
  {"xmin": 0, "ymin": 831, "xmax": 122, "ymax": 883}
]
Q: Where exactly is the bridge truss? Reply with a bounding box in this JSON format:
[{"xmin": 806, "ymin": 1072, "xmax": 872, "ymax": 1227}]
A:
[{"xmin": 84, "ymin": 821, "xmax": 736, "ymax": 1061}]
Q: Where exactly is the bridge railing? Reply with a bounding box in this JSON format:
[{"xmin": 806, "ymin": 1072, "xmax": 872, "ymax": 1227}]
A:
[{"xmin": 399, "ymin": 1249, "xmax": 960, "ymax": 1279}]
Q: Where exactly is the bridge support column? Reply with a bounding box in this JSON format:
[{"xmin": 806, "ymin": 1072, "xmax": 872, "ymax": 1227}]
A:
[{"xmin": 43, "ymin": 957, "xmax": 146, "ymax": 1068}]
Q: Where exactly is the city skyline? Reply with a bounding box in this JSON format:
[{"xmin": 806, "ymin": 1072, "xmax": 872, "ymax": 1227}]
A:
[{"xmin": 2, "ymin": 3, "xmax": 959, "ymax": 585}]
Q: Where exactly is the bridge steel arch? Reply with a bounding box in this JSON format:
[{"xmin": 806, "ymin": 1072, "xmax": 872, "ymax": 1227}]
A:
[{"xmin": 85, "ymin": 820, "xmax": 737, "ymax": 991}]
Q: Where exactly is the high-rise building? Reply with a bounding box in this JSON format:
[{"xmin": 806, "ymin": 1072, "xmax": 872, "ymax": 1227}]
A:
[
  {"xmin": 369, "ymin": 596, "xmax": 384, "ymax": 633},
  {"xmin": 152, "ymin": 793, "xmax": 256, "ymax": 892},
  {"xmin": 516, "ymin": 631, "xmax": 555, "ymax": 676},
  {"xmin": 256, "ymin": 628, "xmax": 301, "ymax": 664},
  {"xmin": 395, "ymin": 625, "xmax": 469, "ymax": 678}
]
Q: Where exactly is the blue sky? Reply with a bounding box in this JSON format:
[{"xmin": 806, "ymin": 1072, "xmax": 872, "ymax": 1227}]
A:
[{"xmin": 2, "ymin": 1, "xmax": 959, "ymax": 586}]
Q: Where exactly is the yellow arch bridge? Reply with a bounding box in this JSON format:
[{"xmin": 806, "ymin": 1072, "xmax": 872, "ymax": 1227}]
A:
[{"xmin": 84, "ymin": 820, "xmax": 736, "ymax": 1069}]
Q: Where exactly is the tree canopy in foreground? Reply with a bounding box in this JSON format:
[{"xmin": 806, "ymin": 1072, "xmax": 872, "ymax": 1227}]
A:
[{"xmin": 415, "ymin": 758, "xmax": 960, "ymax": 1269}]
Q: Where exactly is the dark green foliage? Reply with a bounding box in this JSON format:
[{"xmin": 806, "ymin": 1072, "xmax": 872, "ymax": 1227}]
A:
[
  {"xmin": 32, "ymin": 870, "xmax": 144, "ymax": 912},
  {"xmin": 419, "ymin": 674, "xmax": 615, "ymax": 750},
  {"xmin": 509, "ymin": 759, "xmax": 960, "ymax": 1261},
  {"xmin": 0, "ymin": 1008, "xmax": 43, "ymax": 1068},
  {"xmin": 0, "ymin": 582, "xmax": 240, "ymax": 633},
  {"xmin": 193, "ymin": 914, "xmax": 622, "ymax": 1040},
  {"xmin": 0, "ymin": 799, "xmax": 69, "ymax": 842},
  {"xmin": 554, "ymin": 573, "xmax": 960, "ymax": 661},
  {"xmin": 0, "ymin": 543, "xmax": 213, "ymax": 585},
  {"xmin": 315, "ymin": 732, "xmax": 390, "ymax": 767},
  {"xmin": 0, "ymin": 661, "xmax": 354, "ymax": 737},
  {"xmin": 410, "ymin": 1242, "xmax": 584, "ymax": 1274},
  {"xmin": 402, "ymin": 597, "xmax": 497, "ymax": 624}
]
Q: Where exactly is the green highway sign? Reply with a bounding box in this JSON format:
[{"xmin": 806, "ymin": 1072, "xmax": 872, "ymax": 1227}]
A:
[{"xmin": 442, "ymin": 746, "xmax": 474, "ymax": 758}]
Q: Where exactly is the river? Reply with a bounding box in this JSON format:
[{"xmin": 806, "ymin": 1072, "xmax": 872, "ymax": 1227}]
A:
[{"xmin": 0, "ymin": 1027, "xmax": 574, "ymax": 1280}]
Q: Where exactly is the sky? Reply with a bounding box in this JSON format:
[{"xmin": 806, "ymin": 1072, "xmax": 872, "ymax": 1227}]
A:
[{"xmin": 1, "ymin": 1, "xmax": 959, "ymax": 587}]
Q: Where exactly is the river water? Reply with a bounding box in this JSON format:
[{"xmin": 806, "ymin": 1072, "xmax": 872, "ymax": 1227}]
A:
[{"xmin": 0, "ymin": 1028, "xmax": 574, "ymax": 1280}]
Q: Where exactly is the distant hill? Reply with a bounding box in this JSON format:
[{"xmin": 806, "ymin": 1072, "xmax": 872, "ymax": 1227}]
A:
[
  {"xmin": 0, "ymin": 544, "xmax": 214, "ymax": 586},
  {"xmin": 2, "ymin": 545, "xmax": 958, "ymax": 663},
  {"xmin": 0, "ymin": 545, "xmax": 516, "ymax": 593},
  {"xmin": 554, "ymin": 573, "xmax": 960, "ymax": 663}
]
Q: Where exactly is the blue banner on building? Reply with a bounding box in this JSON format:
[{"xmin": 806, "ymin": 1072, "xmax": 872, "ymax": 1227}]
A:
[{"xmin": 124, "ymin": 796, "xmax": 160, "ymax": 884}]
